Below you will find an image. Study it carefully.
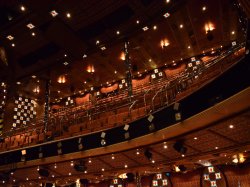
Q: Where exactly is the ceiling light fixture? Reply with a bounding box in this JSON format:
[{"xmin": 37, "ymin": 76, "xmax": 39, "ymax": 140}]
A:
[
  {"xmin": 163, "ymin": 12, "xmax": 170, "ymax": 18},
  {"xmin": 160, "ymin": 38, "xmax": 170, "ymax": 48},
  {"xmin": 101, "ymin": 46, "xmax": 106, "ymax": 50},
  {"xmin": 20, "ymin": 5, "xmax": 26, "ymax": 11},
  {"xmin": 57, "ymin": 75, "xmax": 66, "ymax": 84},
  {"xmin": 142, "ymin": 26, "xmax": 149, "ymax": 31},
  {"xmin": 202, "ymin": 6, "xmax": 206, "ymax": 11},
  {"xmin": 31, "ymin": 32, "xmax": 36, "ymax": 36},
  {"xmin": 6, "ymin": 35, "xmax": 14, "ymax": 40},
  {"xmin": 50, "ymin": 10, "xmax": 58, "ymax": 17},
  {"xmin": 136, "ymin": 20, "xmax": 140, "ymax": 24},
  {"xmin": 96, "ymin": 40, "xmax": 100, "ymax": 45},
  {"xmin": 83, "ymin": 54, "xmax": 87, "ymax": 58},
  {"xmin": 66, "ymin": 13, "xmax": 71, "ymax": 18},
  {"xmin": 26, "ymin": 23, "xmax": 35, "ymax": 29},
  {"xmin": 153, "ymin": 25, "xmax": 157, "ymax": 30},
  {"xmin": 166, "ymin": 0, "xmax": 170, "ymax": 3},
  {"xmin": 229, "ymin": 124, "xmax": 234, "ymax": 129},
  {"xmin": 16, "ymin": 81, "xmax": 21, "ymax": 85},
  {"xmin": 11, "ymin": 43, "xmax": 15, "ymax": 47},
  {"xmin": 188, "ymin": 46, "xmax": 191, "ymax": 49},
  {"xmin": 231, "ymin": 31, "xmax": 235, "ymax": 35},
  {"xmin": 120, "ymin": 52, "xmax": 125, "ymax": 61},
  {"xmin": 116, "ymin": 31, "xmax": 120, "ymax": 35},
  {"xmin": 63, "ymin": 61, "xmax": 69, "ymax": 66},
  {"xmin": 205, "ymin": 22, "xmax": 215, "ymax": 33},
  {"xmin": 179, "ymin": 24, "xmax": 183, "ymax": 28}
]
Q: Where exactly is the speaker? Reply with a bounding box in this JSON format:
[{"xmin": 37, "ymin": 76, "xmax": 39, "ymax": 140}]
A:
[
  {"xmin": 206, "ymin": 30, "xmax": 214, "ymax": 41},
  {"xmin": 126, "ymin": 173, "xmax": 135, "ymax": 182},
  {"xmin": 178, "ymin": 165, "xmax": 187, "ymax": 172},
  {"xmin": 173, "ymin": 141, "xmax": 187, "ymax": 154},
  {"xmin": 144, "ymin": 149, "xmax": 152, "ymax": 160},
  {"xmin": 38, "ymin": 168, "xmax": 50, "ymax": 177}
]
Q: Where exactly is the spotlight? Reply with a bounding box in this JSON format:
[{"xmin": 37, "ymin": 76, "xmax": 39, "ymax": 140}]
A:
[
  {"xmin": 78, "ymin": 138, "xmax": 83, "ymax": 150},
  {"xmin": 148, "ymin": 123, "xmax": 155, "ymax": 131},
  {"xmin": 144, "ymin": 149, "xmax": 152, "ymax": 161},
  {"xmin": 21, "ymin": 149, "xmax": 26, "ymax": 155},
  {"xmin": 100, "ymin": 132, "xmax": 106, "ymax": 138},
  {"xmin": 101, "ymin": 139, "xmax": 106, "ymax": 146},
  {"xmin": 147, "ymin": 114, "xmax": 154, "ymax": 122},
  {"xmin": 124, "ymin": 124, "xmax": 129, "ymax": 131},
  {"xmin": 57, "ymin": 142, "xmax": 62, "ymax": 155},
  {"xmin": 173, "ymin": 103, "xmax": 181, "ymax": 121},
  {"xmin": 173, "ymin": 141, "xmax": 187, "ymax": 154},
  {"xmin": 124, "ymin": 132, "xmax": 130, "ymax": 139}
]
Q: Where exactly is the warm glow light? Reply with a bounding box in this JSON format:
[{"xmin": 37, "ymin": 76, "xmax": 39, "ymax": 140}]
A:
[
  {"xmin": 231, "ymin": 31, "xmax": 235, "ymax": 35},
  {"xmin": 160, "ymin": 38, "xmax": 170, "ymax": 48},
  {"xmin": 87, "ymin": 65, "xmax": 95, "ymax": 73},
  {"xmin": 33, "ymin": 86, "xmax": 40, "ymax": 94},
  {"xmin": 202, "ymin": 6, "xmax": 206, "ymax": 11},
  {"xmin": 57, "ymin": 75, "xmax": 66, "ymax": 83},
  {"xmin": 179, "ymin": 24, "xmax": 183, "ymax": 28},
  {"xmin": 205, "ymin": 22, "xmax": 215, "ymax": 33},
  {"xmin": 20, "ymin": 5, "xmax": 26, "ymax": 11},
  {"xmin": 120, "ymin": 52, "xmax": 125, "ymax": 61},
  {"xmin": 66, "ymin": 13, "xmax": 71, "ymax": 18}
]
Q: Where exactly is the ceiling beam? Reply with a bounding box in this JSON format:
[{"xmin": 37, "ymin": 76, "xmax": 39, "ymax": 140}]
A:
[{"xmin": 207, "ymin": 129, "xmax": 241, "ymax": 145}]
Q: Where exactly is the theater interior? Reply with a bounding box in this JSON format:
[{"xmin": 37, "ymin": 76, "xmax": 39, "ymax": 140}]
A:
[{"xmin": 0, "ymin": 0, "xmax": 250, "ymax": 186}]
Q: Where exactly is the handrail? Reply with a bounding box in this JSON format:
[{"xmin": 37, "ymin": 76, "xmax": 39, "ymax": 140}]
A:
[
  {"xmin": 129, "ymin": 100, "xmax": 137, "ymax": 116},
  {"xmin": 151, "ymin": 87, "xmax": 165, "ymax": 111}
]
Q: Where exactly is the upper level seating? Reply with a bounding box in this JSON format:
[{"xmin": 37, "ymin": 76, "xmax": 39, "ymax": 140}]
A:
[{"xmin": 0, "ymin": 46, "xmax": 245, "ymax": 152}]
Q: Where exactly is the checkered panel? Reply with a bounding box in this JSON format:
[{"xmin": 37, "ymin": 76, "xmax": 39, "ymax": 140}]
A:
[{"xmin": 12, "ymin": 96, "xmax": 37, "ymax": 128}]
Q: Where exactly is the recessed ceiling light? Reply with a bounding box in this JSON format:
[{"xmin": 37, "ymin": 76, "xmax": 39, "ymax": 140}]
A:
[
  {"xmin": 116, "ymin": 30, "xmax": 120, "ymax": 35},
  {"xmin": 31, "ymin": 75, "xmax": 36, "ymax": 78},
  {"xmin": 194, "ymin": 137, "xmax": 198, "ymax": 140},
  {"xmin": 6, "ymin": 35, "xmax": 14, "ymax": 40},
  {"xmin": 215, "ymin": 147, "xmax": 219, "ymax": 149},
  {"xmin": 181, "ymin": 154, "xmax": 185, "ymax": 157},
  {"xmin": 96, "ymin": 40, "xmax": 100, "ymax": 45},
  {"xmin": 124, "ymin": 164, "xmax": 128, "ymax": 168},
  {"xmin": 136, "ymin": 20, "xmax": 140, "ymax": 24},
  {"xmin": 151, "ymin": 160, "xmax": 155, "ymax": 163},
  {"xmin": 179, "ymin": 24, "xmax": 183, "ymax": 28},
  {"xmin": 66, "ymin": 13, "xmax": 71, "ymax": 18},
  {"xmin": 188, "ymin": 46, "xmax": 191, "ymax": 49},
  {"xmin": 142, "ymin": 26, "xmax": 149, "ymax": 31},
  {"xmin": 202, "ymin": 6, "xmax": 206, "ymax": 11},
  {"xmin": 136, "ymin": 149, "xmax": 140, "ymax": 155},
  {"xmin": 27, "ymin": 23, "xmax": 35, "ymax": 29},
  {"xmin": 229, "ymin": 124, "xmax": 234, "ymax": 129},
  {"xmin": 166, "ymin": 0, "xmax": 170, "ymax": 3},
  {"xmin": 68, "ymin": 172, "xmax": 71, "ymax": 176},
  {"xmin": 31, "ymin": 32, "xmax": 36, "ymax": 36},
  {"xmin": 11, "ymin": 43, "xmax": 15, "ymax": 47},
  {"xmin": 20, "ymin": 5, "xmax": 26, "ymax": 12},
  {"xmin": 83, "ymin": 54, "xmax": 87, "ymax": 58},
  {"xmin": 231, "ymin": 31, "xmax": 235, "ymax": 35},
  {"xmin": 26, "ymin": 178, "xmax": 29, "ymax": 181},
  {"xmin": 52, "ymin": 175, "xmax": 55, "ymax": 178},
  {"xmin": 114, "ymin": 70, "xmax": 117, "ymax": 74},
  {"xmin": 50, "ymin": 10, "xmax": 58, "ymax": 17},
  {"xmin": 153, "ymin": 25, "xmax": 157, "ymax": 30},
  {"xmin": 163, "ymin": 12, "xmax": 170, "ymax": 18},
  {"xmin": 149, "ymin": 59, "xmax": 152, "ymax": 62},
  {"xmin": 63, "ymin": 61, "xmax": 69, "ymax": 66},
  {"xmin": 101, "ymin": 168, "xmax": 105, "ymax": 171}
]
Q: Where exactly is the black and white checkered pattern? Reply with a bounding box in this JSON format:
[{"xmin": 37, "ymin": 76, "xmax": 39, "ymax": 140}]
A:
[{"xmin": 13, "ymin": 97, "xmax": 36, "ymax": 128}]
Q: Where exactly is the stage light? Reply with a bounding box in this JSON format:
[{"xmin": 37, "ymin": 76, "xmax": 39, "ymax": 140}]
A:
[
  {"xmin": 147, "ymin": 114, "xmax": 154, "ymax": 122},
  {"xmin": 124, "ymin": 124, "xmax": 129, "ymax": 131},
  {"xmin": 101, "ymin": 139, "xmax": 106, "ymax": 146},
  {"xmin": 149, "ymin": 123, "xmax": 155, "ymax": 131},
  {"xmin": 124, "ymin": 132, "xmax": 130, "ymax": 139},
  {"xmin": 57, "ymin": 142, "xmax": 62, "ymax": 155},
  {"xmin": 21, "ymin": 149, "xmax": 26, "ymax": 155}
]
